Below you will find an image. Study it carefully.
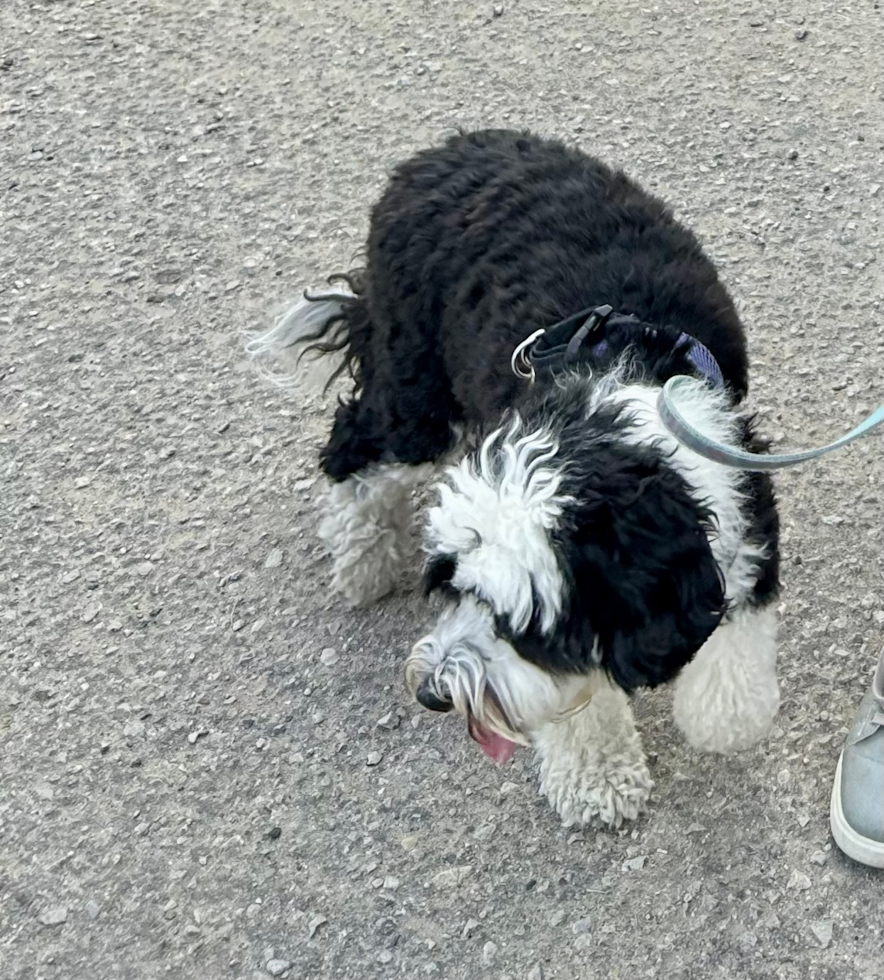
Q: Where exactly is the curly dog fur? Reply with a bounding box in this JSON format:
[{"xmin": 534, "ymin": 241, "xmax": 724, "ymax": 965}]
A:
[{"xmin": 250, "ymin": 129, "xmax": 781, "ymax": 827}]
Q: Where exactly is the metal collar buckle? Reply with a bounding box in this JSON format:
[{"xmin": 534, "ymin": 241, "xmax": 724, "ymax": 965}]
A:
[{"xmin": 510, "ymin": 327, "xmax": 546, "ymax": 384}]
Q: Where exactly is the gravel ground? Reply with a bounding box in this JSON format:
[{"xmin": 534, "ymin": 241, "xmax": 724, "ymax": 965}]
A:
[{"xmin": 1, "ymin": 1, "xmax": 883, "ymax": 979}]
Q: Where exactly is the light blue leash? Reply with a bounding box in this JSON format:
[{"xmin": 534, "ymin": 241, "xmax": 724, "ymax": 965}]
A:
[{"xmin": 659, "ymin": 376, "xmax": 884, "ymax": 471}]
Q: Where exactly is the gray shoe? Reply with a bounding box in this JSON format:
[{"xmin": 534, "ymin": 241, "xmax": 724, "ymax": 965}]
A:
[{"xmin": 830, "ymin": 647, "xmax": 884, "ymax": 868}]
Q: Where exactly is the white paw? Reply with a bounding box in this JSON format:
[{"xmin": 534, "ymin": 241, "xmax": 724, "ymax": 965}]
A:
[
  {"xmin": 673, "ymin": 664, "xmax": 779, "ymax": 754},
  {"xmin": 538, "ymin": 743, "xmax": 653, "ymax": 829},
  {"xmin": 673, "ymin": 607, "xmax": 780, "ymax": 754},
  {"xmin": 315, "ymin": 465, "xmax": 428, "ymax": 607},
  {"xmin": 324, "ymin": 525, "xmax": 406, "ymax": 606}
]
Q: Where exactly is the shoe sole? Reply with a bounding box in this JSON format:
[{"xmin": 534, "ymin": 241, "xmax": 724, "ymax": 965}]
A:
[{"xmin": 830, "ymin": 753, "xmax": 884, "ymax": 869}]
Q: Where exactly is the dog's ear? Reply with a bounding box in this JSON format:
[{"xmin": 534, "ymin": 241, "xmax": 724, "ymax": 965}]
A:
[{"xmin": 554, "ymin": 457, "xmax": 726, "ymax": 691}]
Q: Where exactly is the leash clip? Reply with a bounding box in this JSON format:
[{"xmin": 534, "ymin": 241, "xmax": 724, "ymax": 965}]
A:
[{"xmin": 511, "ymin": 328, "xmax": 546, "ymax": 384}]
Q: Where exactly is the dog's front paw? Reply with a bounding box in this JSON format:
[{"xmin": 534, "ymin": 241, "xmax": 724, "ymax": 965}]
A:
[
  {"xmin": 538, "ymin": 744, "xmax": 653, "ymax": 829},
  {"xmin": 673, "ymin": 664, "xmax": 779, "ymax": 754},
  {"xmin": 673, "ymin": 607, "xmax": 780, "ymax": 754}
]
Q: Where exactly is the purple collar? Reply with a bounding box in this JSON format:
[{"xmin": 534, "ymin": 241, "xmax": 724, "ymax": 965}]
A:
[{"xmin": 523, "ymin": 305, "xmax": 724, "ymax": 388}]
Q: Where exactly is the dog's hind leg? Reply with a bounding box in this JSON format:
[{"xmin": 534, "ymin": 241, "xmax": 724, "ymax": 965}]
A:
[
  {"xmin": 310, "ymin": 282, "xmax": 461, "ymax": 604},
  {"xmin": 249, "ymin": 278, "xmax": 458, "ymax": 605},
  {"xmin": 317, "ymin": 461, "xmax": 436, "ymax": 606},
  {"xmin": 534, "ymin": 677, "xmax": 653, "ymax": 828},
  {"xmin": 317, "ymin": 390, "xmax": 456, "ymax": 605}
]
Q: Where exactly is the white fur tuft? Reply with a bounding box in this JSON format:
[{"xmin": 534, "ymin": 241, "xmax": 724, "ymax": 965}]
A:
[
  {"xmin": 245, "ymin": 287, "xmax": 356, "ymax": 394},
  {"xmin": 426, "ymin": 415, "xmax": 571, "ymax": 634},
  {"xmin": 673, "ymin": 604, "xmax": 779, "ymax": 753}
]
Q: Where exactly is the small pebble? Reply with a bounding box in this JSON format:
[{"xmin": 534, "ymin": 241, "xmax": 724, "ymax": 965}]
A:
[
  {"xmin": 320, "ymin": 647, "xmax": 340, "ymax": 666},
  {"xmin": 528, "ymin": 966, "xmax": 544, "ymax": 980},
  {"xmin": 571, "ymin": 917, "xmax": 592, "ymax": 935},
  {"xmin": 622, "ymin": 856, "xmax": 646, "ymax": 872},
  {"xmin": 376, "ymin": 711, "xmax": 400, "ymax": 730},
  {"xmin": 810, "ymin": 850, "xmax": 828, "ymax": 867},
  {"xmin": 463, "ymin": 918, "xmax": 480, "ymax": 937},
  {"xmin": 82, "ymin": 603, "xmax": 101, "ymax": 623},
  {"xmin": 383, "ymin": 876, "xmax": 400, "ymax": 891},
  {"xmin": 308, "ymin": 915, "xmax": 327, "ymax": 938},
  {"xmin": 787, "ymin": 869, "xmax": 812, "ymax": 891},
  {"xmin": 482, "ymin": 941, "xmax": 498, "ymax": 965},
  {"xmin": 264, "ymin": 548, "xmax": 283, "ymax": 569},
  {"xmin": 499, "ymin": 781, "xmax": 518, "ymax": 796},
  {"xmin": 39, "ymin": 907, "xmax": 68, "ymax": 926},
  {"xmin": 474, "ymin": 822, "xmax": 496, "ymax": 841},
  {"xmin": 123, "ymin": 719, "xmax": 145, "ymax": 738},
  {"xmin": 431, "ymin": 865, "xmax": 472, "ymax": 889},
  {"xmin": 266, "ymin": 959, "xmax": 291, "ymax": 976},
  {"xmin": 366, "ymin": 751, "xmax": 383, "ymax": 766},
  {"xmin": 811, "ymin": 919, "xmax": 833, "ymax": 948},
  {"xmin": 85, "ymin": 900, "xmax": 100, "ymax": 920}
]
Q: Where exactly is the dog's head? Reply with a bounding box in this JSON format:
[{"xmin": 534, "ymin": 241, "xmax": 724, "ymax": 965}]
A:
[{"xmin": 404, "ymin": 386, "xmax": 727, "ymax": 761}]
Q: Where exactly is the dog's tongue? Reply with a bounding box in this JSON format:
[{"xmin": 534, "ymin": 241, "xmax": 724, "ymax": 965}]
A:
[{"xmin": 468, "ymin": 717, "xmax": 517, "ymax": 765}]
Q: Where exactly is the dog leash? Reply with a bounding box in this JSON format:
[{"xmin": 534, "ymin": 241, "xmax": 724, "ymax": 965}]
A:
[{"xmin": 659, "ymin": 375, "xmax": 884, "ymax": 471}]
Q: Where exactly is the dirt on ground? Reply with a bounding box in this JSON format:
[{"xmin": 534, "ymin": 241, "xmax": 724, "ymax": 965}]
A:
[{"xmin": 1, "ymin": 1, "xmax": 883, "ymax": 979}]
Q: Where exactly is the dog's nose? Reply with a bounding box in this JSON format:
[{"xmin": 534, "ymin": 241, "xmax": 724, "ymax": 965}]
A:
[{"xmin": 415, "ymin": 677, "xmax": 453, "ymax": 713}]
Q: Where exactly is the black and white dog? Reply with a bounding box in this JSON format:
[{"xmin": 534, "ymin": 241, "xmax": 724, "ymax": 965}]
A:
[{"xmin": 249, "ymin": 129, "xmax": 780, "ymax": 827}]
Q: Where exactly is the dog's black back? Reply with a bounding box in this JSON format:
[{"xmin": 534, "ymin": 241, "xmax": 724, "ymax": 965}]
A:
[
  {"xmin": 370, "ymin": 130, "xmax": 746, "ymax": 405},
  {"xmin": 322, "ymin": 129, "xmax": 750, "ymax": 479}
]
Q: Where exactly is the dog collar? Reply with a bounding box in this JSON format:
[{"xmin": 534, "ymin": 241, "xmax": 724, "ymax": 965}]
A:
[{"xmin": 511, "ymin": 305, "xmax": 724, "ymax": 388}]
